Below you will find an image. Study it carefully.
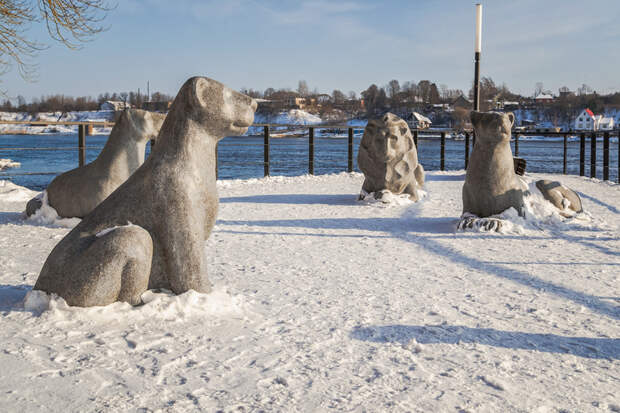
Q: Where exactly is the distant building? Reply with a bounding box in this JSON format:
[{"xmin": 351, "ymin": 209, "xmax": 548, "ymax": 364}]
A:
[
  {"xmin": 100, "ymin": 100, "xmax": 128, "ymax": 111},
  {"xmin": 142, "ymin": 101, "xmax": 172, "ymax": 112},
  {"xmin": 536, "ymin": 121, "xmax": 561, "ymax": 132},
  {"xmin": 558, "ymin": 86, "xmax": 573, "ymax": 98},
  {"xmin": 575, "ymin": 108, "xmax": 599, "ymax": 130},
  {"xmin": 316, "ymin": 94, "xmax": 332, "ymax": 104},
  {"xmin": 452, "ymin": 95, "xmax": 472, "ymax": 109},
  {"xmin": 407, "ymin": 112, "xmax": 432, "ymax": 129},
  {"xmin": 502, "ymin": 101, "xmax": 520, "ymax": 111},
  {"xmin": 286, "ymin": 96, "xmax": 306, "ymax": 109},
  {"xmin": 521, "ymin": 119, "xmax": 536, "ymax": 128},
  {"xmin": 534, "ymin": 93, "xmax": 554, "ymax": 104},
  {"xmin": 599, "ymin": 117, "xmax": 615, "ymax": 131}
]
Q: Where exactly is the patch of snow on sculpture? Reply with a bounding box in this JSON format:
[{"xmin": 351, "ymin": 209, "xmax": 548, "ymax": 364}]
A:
[
  {"xmin": 25, "ymin": 190, "xmax": 81, "ymax": 228},
  {"xmin": 458, "ymin": 176, "xmax": 595, "ymax": 234}
]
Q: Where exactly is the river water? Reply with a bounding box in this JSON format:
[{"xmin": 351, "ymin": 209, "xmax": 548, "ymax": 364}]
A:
[{"xmin": 0, "ymin": 133, "xmax": 618, "ymax": 190}]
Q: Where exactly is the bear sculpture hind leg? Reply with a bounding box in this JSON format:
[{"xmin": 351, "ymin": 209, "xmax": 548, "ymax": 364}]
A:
[
  {"xmin": 414, "ymin": 163, "xmax": 425, "ymax": 187},
  {"xmin": 35, "ymin": 225, "xmax": 153, "ymax": 307}
]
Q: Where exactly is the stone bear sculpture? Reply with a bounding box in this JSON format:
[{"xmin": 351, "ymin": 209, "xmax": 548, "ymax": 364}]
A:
[
  {"xmin": 25, "ymin": 109, "xmax": 166, "ymax": 218},
  {"xmin": 460, "ymin": 111, "xmax": 524, "ymax": 230},
  {"xmin": 33, "ymin": 77, "xmax": 257, "ymax": 307},
  {"xmin": 358, "ymin": 113, "xmax": 424, "ymax": 201},
  {"xmin": 535, "ymin": 179, "xmax": 583, "ymax": 217}
]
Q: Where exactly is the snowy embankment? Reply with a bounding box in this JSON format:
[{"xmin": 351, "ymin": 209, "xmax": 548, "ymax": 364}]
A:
[
  {"xmin": 0, "ymin": 172, "xmax": 618, "ymax": 412},
  {"xmin": 0, "ymin": 111, "xmax": 114, "ymax": 135},
  {"xmin": 0, "ymin": 158, "xmax": 20, "ymax": 170}
]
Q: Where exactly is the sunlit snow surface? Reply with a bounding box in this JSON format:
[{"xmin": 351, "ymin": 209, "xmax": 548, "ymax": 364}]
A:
[{"xmin": 0, "ymin": 171, "xmax": 618, "ymax": 412}]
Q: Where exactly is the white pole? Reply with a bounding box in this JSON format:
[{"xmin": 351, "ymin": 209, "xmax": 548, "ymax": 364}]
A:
[{"xmin": 475, "ymin": 3, "xmax": 482, "ymax": 53}]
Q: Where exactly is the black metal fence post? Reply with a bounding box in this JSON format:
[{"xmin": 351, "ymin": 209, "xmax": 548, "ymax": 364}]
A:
[
  {"xmin": 579, "ymin": 133, "xmax": 585, "ymax": 176},
  {"xmin": 347, "ymin": 127, "xmax": 353, "ymax": 172},
  {"xmin": 78, "ymin": 124, "xmax": 86, "ymax": 166},
  {"xmin": 590, "ymin": 132, "xmax": 597, "ymax": 178},
  {"xmin": 413, "ymin": 130, "xmax": 418, "ymax": 147},
  {"xmin": 563, "ymin": 133, "xmax": 568, "ymax": 174},
  {"xmin": 440, "ymin": 132, "xmax": 446, "ymax": 171},
  {"xmin": 603, "ymin": 131, "xmax": 610, "ymax": 181},
  {"xmin": 514, "ymin": 133, "xmax": 519, "ymax": 157},
  {"xmin": 309, "ymin": 126, "xmax": 314, "ymax": 175},
  {"xmin": 464, "ymin": 132, "xmax": 470, "ymax": 169},
  {"xmin": 264, "ymin": 125, "xmax": 270, "ymax": 177}
]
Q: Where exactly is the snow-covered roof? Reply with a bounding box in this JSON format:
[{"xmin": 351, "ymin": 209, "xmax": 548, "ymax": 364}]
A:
[
  {"xmin": 411, "ymin": 112, "xmax": 431, "ymax": 124},
  {"xmin": 535, "ymin": 93, "xmax": 554, "ymax": 100},
  {"xmin": 599, "ymin": 117, "xmax": 614, "ymax": 124}
]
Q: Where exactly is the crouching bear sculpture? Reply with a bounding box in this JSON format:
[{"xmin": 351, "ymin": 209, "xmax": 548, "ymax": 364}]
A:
[
  {"xmin": 358, "ymin": 113, "xmax": 424, "ymax": 201},
  {"xmin": 460, "ymin": 111, "xmax": 584, "ymax": 231},
  {"xmin": 33, "ymin": 77, "xmax": 257, "ymax": 306},
  {"xmin": 26, "ymin": 109, "xmax": 166, "ymax": 218},
  {"xmin": 535, "ymin": 179, "xmax": 583, "ymax": 217},
  {"xmin": 460, "ymin": 111, "xmax": 525, "ymax": 231}
]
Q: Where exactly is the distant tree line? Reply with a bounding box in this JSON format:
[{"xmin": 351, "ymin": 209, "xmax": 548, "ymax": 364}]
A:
[
  {"xmin": 0, "ymin": 91, "xmax": 174, "ymax": 113},
  {"xmin": 4, "ymin": 78, "xmax": 620, "ymax": 125}
]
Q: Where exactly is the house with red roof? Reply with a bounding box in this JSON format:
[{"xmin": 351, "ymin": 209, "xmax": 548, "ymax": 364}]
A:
[{"xmin": 574, "ymin": 108, "xmax": 601, "ymax": 130}]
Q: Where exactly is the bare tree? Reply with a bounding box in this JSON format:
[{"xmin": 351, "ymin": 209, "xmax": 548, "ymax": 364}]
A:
[
  {"xmin": 0, "ymin": 0, "xmax": 112, "ymax": 80},
  {"xmin": 387, "ymin": 79, "xmax": 400, "ymax": 99},
  {"xmin": 332, "ymin": 89, "xmax": 345, "ymax": 104},
  {"xmin": 297, "ymin": 80, "xmax": 309, "ymax": 96},
  {"xmin": 417, "ymin": 80, "xmax": 431, "ymax": 103}
]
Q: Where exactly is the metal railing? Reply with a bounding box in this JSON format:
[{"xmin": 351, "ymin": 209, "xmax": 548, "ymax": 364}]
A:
[{"xmin": 0, "ymin": 120, "xmax": 619, "ymax": 184}]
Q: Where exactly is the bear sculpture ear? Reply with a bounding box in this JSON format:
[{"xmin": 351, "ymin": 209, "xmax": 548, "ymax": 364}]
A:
[
  {"xmin": 191, "ymin": 77, "xmax": 210, "ymax": 108},
  {"xmin": 507, "ymin": 112, "xmax": 515, "ymax": 127}
]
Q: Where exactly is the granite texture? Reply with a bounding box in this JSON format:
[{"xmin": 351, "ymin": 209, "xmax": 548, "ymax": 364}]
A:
[
  {"xmin": 357, "ymin": 113, "xmax": 424, "ymax": 201},
  {"xmin": 462, "ymin": 111, "xmax": 525, "ymax": 218},
  {"xmin": 34, "ymin": 77, "xmax": 257, "ymax": 306},
  {"xmin": 26, "ymin": 109, "xmax": 166, "ymax": 218}
]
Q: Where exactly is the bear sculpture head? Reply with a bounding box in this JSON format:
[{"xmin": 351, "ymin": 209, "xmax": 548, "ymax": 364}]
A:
[
  {"xmin": 361, "ymin": 112, "xmax": 418, "ymax": 170},
  {"xmin": 358, "ymin": 112, "xmax": 423, "ymax": 199},
  {"xmin": 119, "ymin": 109, "xmax": 166, "ymax": 142},
  {"xmin": 471, "ymin": 111, "xmax": 514, "ymax": 145},
  {"xmin": 169, "ymin": 76, "xmax": 257, "ymax": 139}
]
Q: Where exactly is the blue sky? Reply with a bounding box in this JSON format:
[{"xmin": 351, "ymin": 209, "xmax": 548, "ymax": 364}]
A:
[{"xmin": 4, "ymin": 0, "xmax": 620, "ymax": 100}]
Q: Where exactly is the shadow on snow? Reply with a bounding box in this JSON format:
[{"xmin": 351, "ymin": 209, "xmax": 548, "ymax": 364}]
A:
[{"xmin": 350, "ymin": 324, "xmax": 619, "ymax": 360}]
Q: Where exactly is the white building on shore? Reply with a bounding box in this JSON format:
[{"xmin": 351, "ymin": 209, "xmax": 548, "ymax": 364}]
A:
[
  {"xmin": 598, "ymin": 117, "xmax": 615, "ymax": 130},
  {"xmin": 574, "ymin": 108, "xmax": 599, "ymax": 130}
]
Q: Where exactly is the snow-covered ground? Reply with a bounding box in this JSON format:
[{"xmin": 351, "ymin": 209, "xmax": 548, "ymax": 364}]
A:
[
  {"xmin": 0, "ymin": 158, "xmax": 20, "ymax": 170},
  {"xmin": 0, "ymin": 171, "xmax": 618, "ymax": 412}
]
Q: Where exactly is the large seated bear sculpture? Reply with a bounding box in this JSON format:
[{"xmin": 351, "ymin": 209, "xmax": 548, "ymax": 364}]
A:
[
  {"xmin": 26, "ymin": 109, "xmax": 166, "ymax": 218},
  {"xmin": 358, "ymin": 113, "xmax": 424, "ymax": 201},
  {"xmin": 460, "ymin": 111, "xmax": 584, "ymax": 231},
  {"xmin": 462, "ymin": 111, "xmax": 524, "ymax": 219},
  {"xmin": 33, "ymin": 77, "xmax": 257, "ymax": 307}
]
